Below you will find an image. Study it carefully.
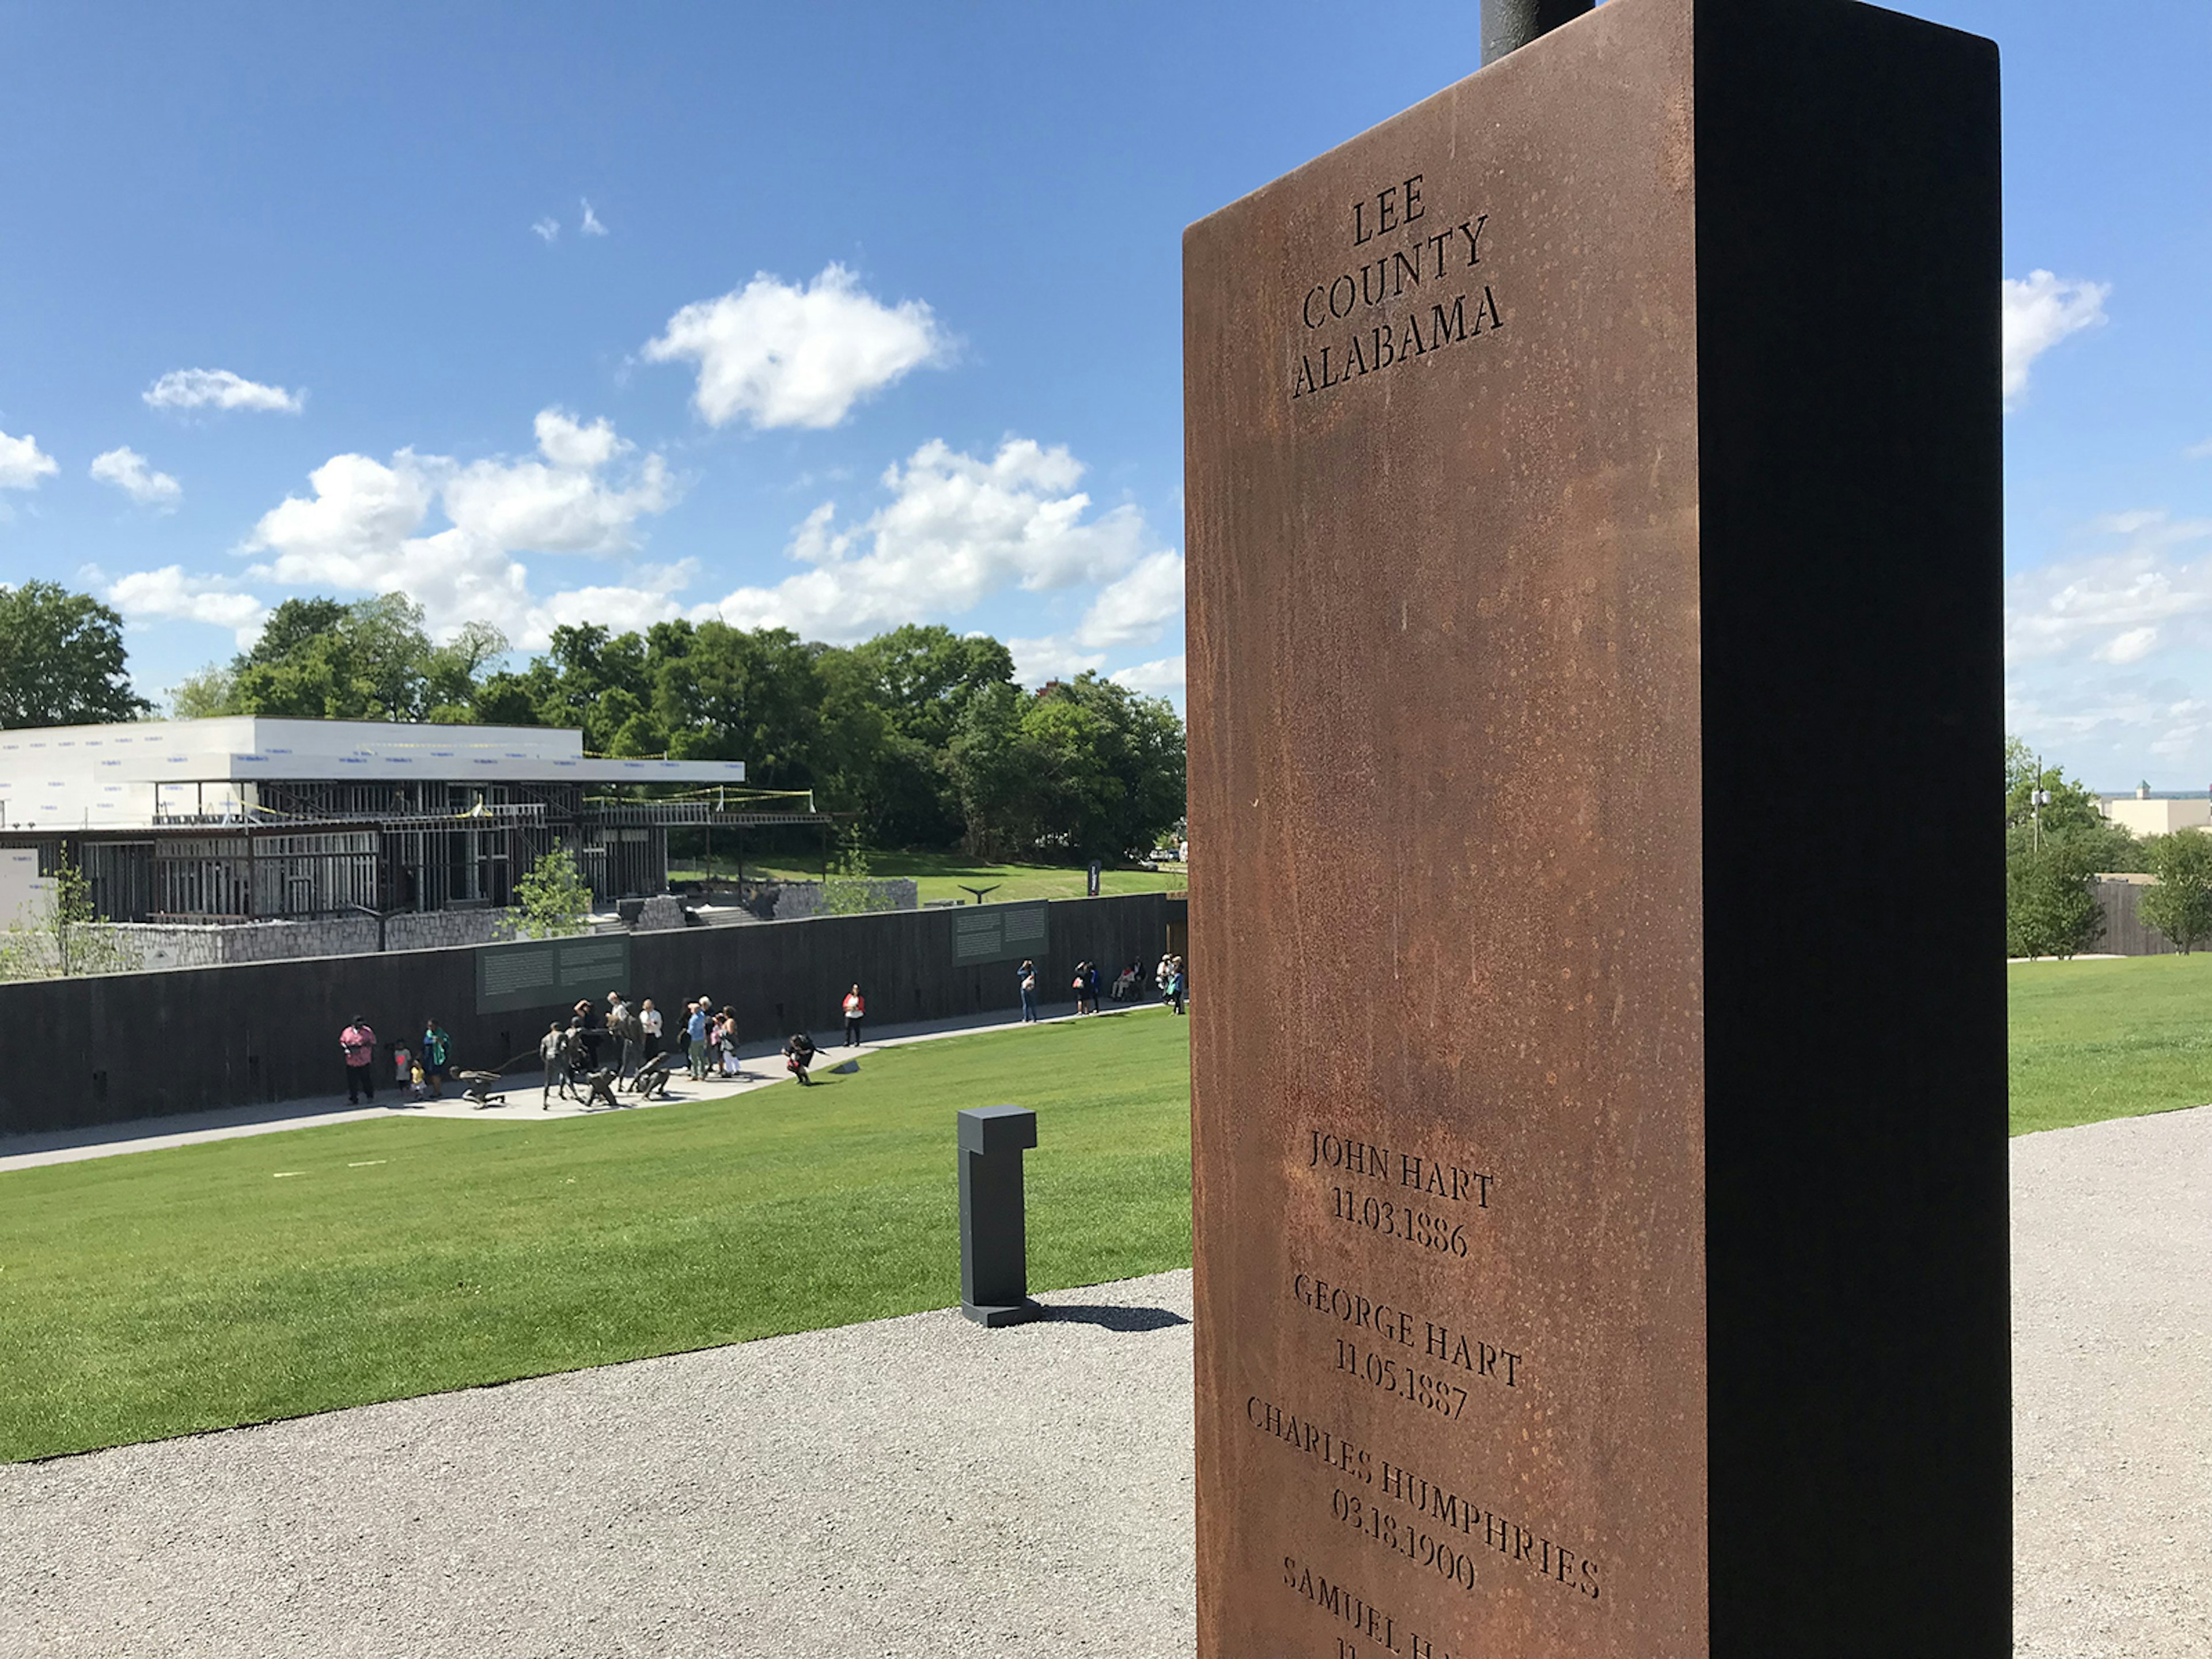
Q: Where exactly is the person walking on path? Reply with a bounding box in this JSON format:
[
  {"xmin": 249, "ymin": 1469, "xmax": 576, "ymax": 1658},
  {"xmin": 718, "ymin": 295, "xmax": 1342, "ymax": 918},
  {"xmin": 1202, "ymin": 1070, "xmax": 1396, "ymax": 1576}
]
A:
[
  {"xmin": 639, "ymin": 998, "xmax": 662, "ymax": 1063},
  {"xmin": 1085, "ymin": 960, "xmax": 1102, "ymax": 1014},
  {"xmin": 1157, "ymin": 953, "xmax": 1176, "ymax": 1006},
  {"xmin": 539, "ymin": 1021, "xmax": 569, "ymax": 1108},
  {"xmin": 1018, "ymin": 959, "xmax": 1039, "ymax": 1023},
  {"xmin": 842, "ymin": 984, "xmax": 866, "ymax": 1048},
  {"xmin": 341, "ymin": 1017, "xmax": 378, "ymax": 1104},
  {"xmin": 421, "ymin": 1018, "xmax": 453, "ymax": 1099},
  {"xmin": 1169, "ymin": 956, "xmax": 1188, "ymax": 1016},
  {"xmin": 685, "ymin": 1000, "xmax": 710, "ymax": 1080}
]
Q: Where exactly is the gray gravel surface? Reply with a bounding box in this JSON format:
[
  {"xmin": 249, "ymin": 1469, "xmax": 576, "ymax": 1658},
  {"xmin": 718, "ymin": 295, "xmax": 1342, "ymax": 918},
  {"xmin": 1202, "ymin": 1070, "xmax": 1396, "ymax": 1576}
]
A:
[
  {"xmin": 2013, "ymin": 1105, "xmax": 2212, "ymax": 1659},
  {"xmin": 3, "ymin": 1108, "xmax": 2205, "ymax": 1657},
  {"xmin": 0, "ymin": 1274, "xmax": 1195, "ymax": 1659}
]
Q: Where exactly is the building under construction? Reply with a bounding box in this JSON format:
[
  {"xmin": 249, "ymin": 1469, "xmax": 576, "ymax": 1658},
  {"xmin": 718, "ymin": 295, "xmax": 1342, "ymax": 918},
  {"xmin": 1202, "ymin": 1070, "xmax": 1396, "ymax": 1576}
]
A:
[{"xmin": 0, "ymin": 718, "xmax": 825, "ymax": 922}]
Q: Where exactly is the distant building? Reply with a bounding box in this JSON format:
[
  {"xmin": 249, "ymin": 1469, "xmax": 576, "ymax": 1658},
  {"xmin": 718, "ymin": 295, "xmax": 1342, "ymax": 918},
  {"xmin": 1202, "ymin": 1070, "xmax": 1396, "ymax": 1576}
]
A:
[
  {"xmin": 2098, "ymin": 784, "xmax": 2212, "ymax": 839},
  {"xmin": 0, "ymin": 718, "xmax": 816, "ymax": 923}
]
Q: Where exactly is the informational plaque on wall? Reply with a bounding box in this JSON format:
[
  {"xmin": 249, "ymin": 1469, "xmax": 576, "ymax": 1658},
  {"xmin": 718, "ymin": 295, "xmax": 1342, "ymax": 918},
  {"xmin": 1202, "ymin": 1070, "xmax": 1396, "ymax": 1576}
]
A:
[{"xmin": 1184, "ymin": 1, "xmax": 2008, "ymax": 1655}]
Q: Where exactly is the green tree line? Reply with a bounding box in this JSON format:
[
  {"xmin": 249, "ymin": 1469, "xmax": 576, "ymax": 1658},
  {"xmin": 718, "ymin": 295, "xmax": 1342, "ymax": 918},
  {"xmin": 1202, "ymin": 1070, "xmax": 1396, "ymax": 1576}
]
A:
[
  {"xmin": 2002, "ymin": 737, "xmax": 2212, "ymax": 957},
  {"xmin": 159, "ymin": 592, "xmax": 1186, "ymax": 863}
]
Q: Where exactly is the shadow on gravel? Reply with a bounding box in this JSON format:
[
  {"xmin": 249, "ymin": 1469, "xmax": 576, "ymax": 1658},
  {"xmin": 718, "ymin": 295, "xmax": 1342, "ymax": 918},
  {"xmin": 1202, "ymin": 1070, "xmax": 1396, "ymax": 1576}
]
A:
[{"xmin": 1045, "ymin": 1304, "xmax": 1191, "ymax": 1332}]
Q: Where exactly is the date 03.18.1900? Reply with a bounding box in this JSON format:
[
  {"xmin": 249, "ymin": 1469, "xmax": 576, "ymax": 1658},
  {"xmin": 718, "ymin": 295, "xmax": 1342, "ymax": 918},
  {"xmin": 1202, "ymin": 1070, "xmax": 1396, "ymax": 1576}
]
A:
[
  {"xmin": 1336, "ymin": 1337, "xmax": 1468, "ymax": 1419},
  {"xmin": 1328, "ymin": 1187, "xmax": 1469, "ymax": 1257}
]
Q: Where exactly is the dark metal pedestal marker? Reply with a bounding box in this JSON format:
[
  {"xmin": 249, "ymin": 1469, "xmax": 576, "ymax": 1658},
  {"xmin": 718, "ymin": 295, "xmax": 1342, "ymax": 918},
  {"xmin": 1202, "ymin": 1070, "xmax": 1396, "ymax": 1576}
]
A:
[
  {"xmin": 958, "ymin": 1105, "xmax": 1043, "ymax": 1327},
  {"xmin": 1481, "ymin": 0, "xmax": 1593, "ymax": 65}
]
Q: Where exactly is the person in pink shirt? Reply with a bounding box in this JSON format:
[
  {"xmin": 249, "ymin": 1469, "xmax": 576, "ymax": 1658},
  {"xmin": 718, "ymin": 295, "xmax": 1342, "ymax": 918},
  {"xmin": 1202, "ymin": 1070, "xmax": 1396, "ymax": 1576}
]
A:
[{"xmin": 340, "ymin": 1016, "xmax": 378, "ymax": 1104}]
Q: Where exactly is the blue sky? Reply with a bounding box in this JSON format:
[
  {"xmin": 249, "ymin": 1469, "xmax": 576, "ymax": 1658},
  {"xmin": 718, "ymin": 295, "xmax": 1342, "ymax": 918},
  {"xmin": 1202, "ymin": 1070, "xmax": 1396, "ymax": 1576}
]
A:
[{"xmin": 0, "ymin": 0, "xmax": 2205, "ymax": 782}]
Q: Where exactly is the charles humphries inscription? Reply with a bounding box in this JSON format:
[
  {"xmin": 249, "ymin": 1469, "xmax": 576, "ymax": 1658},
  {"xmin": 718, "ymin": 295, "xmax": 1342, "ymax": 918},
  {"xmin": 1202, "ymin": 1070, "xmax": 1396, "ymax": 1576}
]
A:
[{"xmin": 1292, "ymin": 172, "xmax": 1502, "ymax": 403}]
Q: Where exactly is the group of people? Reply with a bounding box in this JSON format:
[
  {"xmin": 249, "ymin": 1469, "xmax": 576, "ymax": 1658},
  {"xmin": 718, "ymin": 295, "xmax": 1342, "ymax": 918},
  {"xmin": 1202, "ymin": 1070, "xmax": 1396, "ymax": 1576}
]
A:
[
  {"xmin": 1012, "ymin": 953, "xmax": 1187, "ymax": 1023},
  {"xmin": 1157, "ymin": 953, "xmax": 1188, "ymax": 1015},
  {"xmin": 339, "ymin": 1016, "xmax": 457, "ymax": 1105},
  {"xmin": 338, "ymin": 947, "xmax": 1188, "ymax": 1111}
]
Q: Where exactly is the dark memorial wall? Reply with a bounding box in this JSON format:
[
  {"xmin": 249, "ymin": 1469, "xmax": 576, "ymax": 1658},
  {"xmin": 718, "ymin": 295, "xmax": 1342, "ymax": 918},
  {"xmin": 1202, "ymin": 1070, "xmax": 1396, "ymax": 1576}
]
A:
[
  {"xmin": 1183, "ymin": 2, "xmax": 2006, "ymax": 1656},
  {"xmin": 0, "ymin": 893, "xmax": 1171, "ymax": 1137}
]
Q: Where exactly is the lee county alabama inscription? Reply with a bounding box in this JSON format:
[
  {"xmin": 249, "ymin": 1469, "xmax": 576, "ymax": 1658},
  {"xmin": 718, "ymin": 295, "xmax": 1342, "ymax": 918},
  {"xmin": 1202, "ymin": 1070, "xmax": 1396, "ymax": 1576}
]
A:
[{"xmin": 1290, "ymin": 173, "xmax": 1503, "ymax": 403}]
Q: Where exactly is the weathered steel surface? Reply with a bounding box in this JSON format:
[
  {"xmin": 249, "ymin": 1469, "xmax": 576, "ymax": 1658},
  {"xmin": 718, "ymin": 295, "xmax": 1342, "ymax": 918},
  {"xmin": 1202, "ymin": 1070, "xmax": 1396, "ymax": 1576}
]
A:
[
  {"xmin": 1185, "ymin": 0, "xmax": 2008, "ymax": 1654},
  {"xmin": 1187, "ymin": 4, "xmax": 1704, "ymax": 1653}
]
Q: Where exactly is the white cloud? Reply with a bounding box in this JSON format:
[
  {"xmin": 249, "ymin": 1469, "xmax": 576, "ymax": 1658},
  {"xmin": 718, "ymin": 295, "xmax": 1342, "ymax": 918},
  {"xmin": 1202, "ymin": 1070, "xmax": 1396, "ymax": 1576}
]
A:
[
  {"xmin": 2006, "ymin": 511, "xmax": 2212, "ymax": 666},
  {"xmin": 2001, "ymin": 271, "xmax": 2109, "ymax": 408},
  {"xmin": 89, "ymin": 446, "xmax": 181, "ymax": 509},
  {"xmin": 441, "ymin": 410, "xmax": 671, "ymax": 555},
  {"xmin": 532, "ymin": 217, "xmax": 560, "ymax": 244},
  {"xmin": 2187, "ymin": 437, "xmax": 2212, "ymax": 461},
  {"xmin": 237, "ymin": 408, "xmax": 683, "ymax": 649},
  {"xmin": 1110, "ymin": 654, "xmax": 1187, "ymax": 699},
  {"xmin": 2096, "ymin": 626, "xmax": 2159, "ymax": 666},
  {"xmin": 520, "ymin": 562, "xmax": 697, "ymax": 642},
  {"xmin": 1075, "ymin": 550, "xmax": 1184, "ymax": 649},
  {"xmin": 645, "ymin": 263, "xmax": 948, "ymax": 430},
  {"xmin": 699, "ymin": 437, "xmax": 1164, "ymax": 642},
  {"xmin": 579, "ymin": 199, "xmax": 607, "ymax": 237},
  {"xmin": 1008, "ymin": 637, "xmax": 1108, "ymax": 684},
  {"xmin": 0, "ymin": 429, "xmax": 58, "ymax": 490},
  {"xmin": 143, "ymin": 368, "xmax": 304, "ymax": 415},
  {"xmin": 105, "ymin": 566, "xmax": 267, "ymax": 644}
]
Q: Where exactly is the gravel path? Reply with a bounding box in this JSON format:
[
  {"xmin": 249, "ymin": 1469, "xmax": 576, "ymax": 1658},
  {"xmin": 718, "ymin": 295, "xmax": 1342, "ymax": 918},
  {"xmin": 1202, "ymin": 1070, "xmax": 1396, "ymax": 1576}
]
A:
[
  {"xmin": 2013, "ymin": 1104, "xmax": 2212, "ymax": 1658},
  {"xmin": 0, "ymin": 1274, "xmax": 1196, "ymax": 1659},
  {"xmin": 2, "ymin": 1108, "xmax": 2203, "ymax": 1656}
]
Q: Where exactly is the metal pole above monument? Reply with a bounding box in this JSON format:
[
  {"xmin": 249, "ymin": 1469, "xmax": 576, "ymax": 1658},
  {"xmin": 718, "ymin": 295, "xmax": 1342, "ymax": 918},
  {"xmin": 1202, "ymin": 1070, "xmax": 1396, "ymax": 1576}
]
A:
[{"xmin": 1480, "ymin": 0, "xmax": 1594, "ymax": 64}]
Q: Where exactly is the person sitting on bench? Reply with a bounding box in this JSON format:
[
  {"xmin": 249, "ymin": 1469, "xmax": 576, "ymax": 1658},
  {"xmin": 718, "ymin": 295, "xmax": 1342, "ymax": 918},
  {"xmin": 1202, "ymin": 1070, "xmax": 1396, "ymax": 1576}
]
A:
[{"xmin": 783, "ymin": 1032, "xmax": 817, "ymax": 1085}]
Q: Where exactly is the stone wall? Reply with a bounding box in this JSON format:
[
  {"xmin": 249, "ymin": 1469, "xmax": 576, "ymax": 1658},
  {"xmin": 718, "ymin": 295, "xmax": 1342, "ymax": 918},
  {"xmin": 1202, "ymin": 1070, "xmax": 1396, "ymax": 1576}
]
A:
[
  {"xmin": 767, "ymin": 878, "xmax": 921, "ymax": 921},
  {"xmin": 114, "ymin": 908, "xmax": 515, "ymax": 971}
]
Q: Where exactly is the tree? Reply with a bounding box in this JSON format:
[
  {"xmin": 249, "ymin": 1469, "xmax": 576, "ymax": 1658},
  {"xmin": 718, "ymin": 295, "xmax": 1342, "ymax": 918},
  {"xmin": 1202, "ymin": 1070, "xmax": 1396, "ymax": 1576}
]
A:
[
  {"xmin": 946, "ymin": 674, "xmax": 1187, "ymax": 862},
  {"xmin": 0, "ymin": 854, "xmax": 142, "ymax": 979},
  {"xmin": 0, "ymin": 581, "xmax": 151, "ymax": 728},
  {"xmin": 654, "ymin": 623, "xmax": 824, "ymax": 785},
  {"xmin": 177, "ymin": 593, "xmax": 510, "ymax": 724},
  {"xmin": 2006, "ymin": 838, "xmax": 2104, "ymax": 960},
  {"xmin": 2140, "ymin": 828, "xmax": 2212, "ymax": 953},
  {"xmin": 509, "ymin": 849, "xmax": 591, "ymax": 939},
  {"xmin": 819, "ymin": 837, "xmax": 877, "ymax": 915}
]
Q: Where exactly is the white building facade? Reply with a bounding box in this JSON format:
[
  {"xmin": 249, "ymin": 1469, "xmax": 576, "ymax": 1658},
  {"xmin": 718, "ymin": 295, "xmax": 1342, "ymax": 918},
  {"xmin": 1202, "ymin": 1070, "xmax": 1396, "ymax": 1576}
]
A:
[{"xmin": 0, "ymin": 718, "xmax": 809, "ymax": 922}]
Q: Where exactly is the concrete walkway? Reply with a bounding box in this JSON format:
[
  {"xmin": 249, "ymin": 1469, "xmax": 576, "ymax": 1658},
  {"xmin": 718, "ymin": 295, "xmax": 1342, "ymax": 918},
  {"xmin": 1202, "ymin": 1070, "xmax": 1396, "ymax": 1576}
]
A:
[
  {"xmin": 0, "ymin": 1107, "xmax": 2202, "ymax": 1655},
  {"xmin": 0, "ymin": 998, "xmax": 1177, "ymax": 1175},
  {"xmin": 2013, "ymin": 1104, "xmax": 2212, "ymax": 1658}
]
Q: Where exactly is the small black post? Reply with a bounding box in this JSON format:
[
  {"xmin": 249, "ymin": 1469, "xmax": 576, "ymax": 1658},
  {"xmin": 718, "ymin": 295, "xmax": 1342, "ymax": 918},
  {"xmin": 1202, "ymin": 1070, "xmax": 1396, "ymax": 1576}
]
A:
[
  {"xmin": 1480, "ymin": 0, "xmax": 1593, "ymax": 65},
  {"xmin": 958, "ymin": 1105, "xmax": 1041, "ymax": 1326}
]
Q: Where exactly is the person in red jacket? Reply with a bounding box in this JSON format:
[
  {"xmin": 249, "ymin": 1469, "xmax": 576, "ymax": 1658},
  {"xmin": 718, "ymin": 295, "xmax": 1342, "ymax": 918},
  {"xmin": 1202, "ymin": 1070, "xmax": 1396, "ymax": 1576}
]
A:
[{"xmin": 842, "ymin": 984, "xmax": 865, "ymax": 1048}]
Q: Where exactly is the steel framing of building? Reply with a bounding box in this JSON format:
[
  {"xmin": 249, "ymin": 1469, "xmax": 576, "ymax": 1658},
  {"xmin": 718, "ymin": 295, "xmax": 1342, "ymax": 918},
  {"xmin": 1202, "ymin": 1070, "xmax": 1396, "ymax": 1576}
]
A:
[{"xmin": 0, "ymin": 718, "xmax": 829, "ymax": 923}]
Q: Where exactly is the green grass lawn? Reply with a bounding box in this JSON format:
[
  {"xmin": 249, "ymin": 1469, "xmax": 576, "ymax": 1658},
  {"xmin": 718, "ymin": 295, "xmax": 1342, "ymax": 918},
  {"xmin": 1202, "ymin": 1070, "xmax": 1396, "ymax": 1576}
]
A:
[
  {"xmin": 668, "ymin": 849, "xmax": 1187, "ymax": 906},
  {"xmin": 0, "ymin": 1013, "xmax": 1192, "ymax": 1464},
  {"xmin": 9, "ymin": 955, "xmax": 2192, "ymax": 1463},
  {"xmin": 2010, "ymin": 952, "xmax": 2212, "ymax": 1135}
]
